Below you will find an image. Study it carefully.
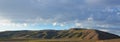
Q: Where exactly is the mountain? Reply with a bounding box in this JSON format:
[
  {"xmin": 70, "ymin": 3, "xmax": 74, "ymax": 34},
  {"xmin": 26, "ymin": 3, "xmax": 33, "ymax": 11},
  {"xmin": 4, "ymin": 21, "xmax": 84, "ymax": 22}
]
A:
[{"xmin": 0, "ymin": 28, "xmax": 119, "ymax": 40}]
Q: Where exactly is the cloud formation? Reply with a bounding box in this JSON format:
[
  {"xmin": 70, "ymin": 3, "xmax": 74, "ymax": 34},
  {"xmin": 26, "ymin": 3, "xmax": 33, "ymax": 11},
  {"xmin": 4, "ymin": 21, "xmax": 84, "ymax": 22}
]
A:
[{"xmin": 0, "ymin": 0, "xmax": 120, "ymax": 35}]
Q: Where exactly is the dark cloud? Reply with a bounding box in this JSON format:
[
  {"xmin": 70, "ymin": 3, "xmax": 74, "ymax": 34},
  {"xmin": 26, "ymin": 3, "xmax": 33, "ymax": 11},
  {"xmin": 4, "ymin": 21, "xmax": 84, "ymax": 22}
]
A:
[{"xmin": 0, "ymin": 0, "xmax": 120, "ymax": 35}]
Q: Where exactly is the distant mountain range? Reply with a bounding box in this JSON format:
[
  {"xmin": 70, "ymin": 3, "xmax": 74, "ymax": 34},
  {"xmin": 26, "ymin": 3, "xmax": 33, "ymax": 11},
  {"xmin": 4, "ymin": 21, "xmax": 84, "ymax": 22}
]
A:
[{"xmin": 0, "ymin": 28, "xmax": 119, "ymax": 40}]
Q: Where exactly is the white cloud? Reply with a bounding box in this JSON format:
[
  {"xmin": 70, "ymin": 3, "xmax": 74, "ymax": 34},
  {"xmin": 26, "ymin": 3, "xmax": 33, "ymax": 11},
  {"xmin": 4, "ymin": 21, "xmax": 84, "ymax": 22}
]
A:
[
  {"xmin": 96, "ymin": 24, "xmax": 109, "ymax": 28},
  {"xmin": 99, "ymin": 29, "xmax": 109, "ymax": 32},
  {"xmin": 0, "ymin": 17, "xmax": 11, "ymax": 23},
  {"xmin": 75, "ymin": 23, "xmax": 82, "ymax": 26},
  {"xmin": 0, "ymin": 17, "xmax": 12, "ymax": 26},
  {"xmin": 60, "ymin": 23, "xmax": 65, "ymax": 27},
  {"xmin": 23, "ymin": 23, "xmax": 28, "ymax": 27},
  {"xmin": 117, "ymin": 12, "xmax": 120, "ymax": 15},
  {"xmin": 52, "ymin": 22, "xmax": 57, "ymax": 26},
  {"xmin": 104, "ymin": 7, "xmax": 114, "ymax": 12},
  {"xmin": 0, "ymin": 23, "xmax": 28, "ymax": 28},
  {"xmin": 52, "ymin": 22, "xmax": 66, "ymax": 27},
  {"xmin": 75, "ymin": 23, "xmax": 83, "ymax": 28},
  {"xmin": 25, "ymin": 17, "xmax": 69, "ymax": 27},
  {"xmin": 87, "ymin": 17, "xmax": 93, "ymax": 21},
  {"xmin": 0, "ymin": 17, "xmax": 29, "ymax": 31},
  {"xmin": 26, "ymin": 17, "xmax": 58, "ymax": 23},
  {"xmin": 60, "ymin": 24, "xmax": 64, "ymax": 27}
]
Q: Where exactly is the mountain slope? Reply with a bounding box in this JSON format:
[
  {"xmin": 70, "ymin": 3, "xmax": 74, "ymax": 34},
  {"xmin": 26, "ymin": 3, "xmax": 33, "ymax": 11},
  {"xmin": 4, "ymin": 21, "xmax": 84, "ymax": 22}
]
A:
[{"xmin": 0, "ymin": 28, "xmax": 119, "ymax": 40}]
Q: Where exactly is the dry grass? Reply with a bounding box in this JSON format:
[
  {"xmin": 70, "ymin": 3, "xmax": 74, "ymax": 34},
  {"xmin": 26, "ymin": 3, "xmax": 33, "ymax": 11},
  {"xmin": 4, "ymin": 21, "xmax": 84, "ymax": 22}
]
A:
[{"xmin": 0, "ymin": 39, "xmax": 119, "ymax": 42}]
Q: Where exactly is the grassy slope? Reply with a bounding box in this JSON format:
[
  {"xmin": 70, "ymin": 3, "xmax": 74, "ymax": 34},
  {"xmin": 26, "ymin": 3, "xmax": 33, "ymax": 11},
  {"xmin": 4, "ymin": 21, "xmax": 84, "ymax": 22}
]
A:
[
  {"xmin": 0, "ymin": 28, "xmax": 119, "ymax": 42},
  {"xmin": 0, "ymin": 39, "xmax": 120, "ymax": 42},
  {"xmin": 0, "ymin": 29, "xmax": 119, "ymax": 40}
]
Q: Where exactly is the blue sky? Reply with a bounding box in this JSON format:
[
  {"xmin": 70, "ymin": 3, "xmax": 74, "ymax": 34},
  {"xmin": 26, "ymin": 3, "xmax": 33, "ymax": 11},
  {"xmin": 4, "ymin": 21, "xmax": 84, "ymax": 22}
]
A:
[{"xmin": 0, "ymin": 0, "xmax": 120, "ymax": 35}]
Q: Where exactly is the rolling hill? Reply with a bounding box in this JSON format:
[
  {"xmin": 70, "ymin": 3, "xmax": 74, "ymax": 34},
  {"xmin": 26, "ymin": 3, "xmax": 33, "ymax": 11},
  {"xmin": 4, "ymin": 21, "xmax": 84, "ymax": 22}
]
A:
[{"xmin": 0, "ymin": 28, "xmax": 119, "ymax": 40}]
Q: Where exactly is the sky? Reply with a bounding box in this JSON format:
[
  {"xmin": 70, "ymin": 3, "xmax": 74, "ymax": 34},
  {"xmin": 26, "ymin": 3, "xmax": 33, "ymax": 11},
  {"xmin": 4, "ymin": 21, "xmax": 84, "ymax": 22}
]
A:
[{"xmin": 0, "ymin": 0, "xmax": 120, "ymax": 35}]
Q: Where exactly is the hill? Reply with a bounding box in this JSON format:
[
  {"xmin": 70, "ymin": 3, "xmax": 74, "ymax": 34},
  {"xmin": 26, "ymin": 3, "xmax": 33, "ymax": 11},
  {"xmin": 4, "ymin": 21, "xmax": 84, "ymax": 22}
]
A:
[{"xmin": 0, "ymin": 28, "xmax": 119, "ymax": 40}]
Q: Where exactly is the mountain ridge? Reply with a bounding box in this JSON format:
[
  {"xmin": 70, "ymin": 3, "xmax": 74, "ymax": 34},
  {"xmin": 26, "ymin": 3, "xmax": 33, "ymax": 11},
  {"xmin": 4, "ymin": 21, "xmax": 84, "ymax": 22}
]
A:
[{"xmin": 0, "ymin": 28, "xmax": 119, "ymax": 40}]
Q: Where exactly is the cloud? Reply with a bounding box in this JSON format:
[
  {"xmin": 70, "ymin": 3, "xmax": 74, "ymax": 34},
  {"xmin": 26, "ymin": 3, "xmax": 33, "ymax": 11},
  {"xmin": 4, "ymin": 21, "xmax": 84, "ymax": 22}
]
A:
[
  {"xmin": 87, "ymin": 16, "xmax": 94, "ymax": 22},
  {"xmin": 25, "ymin": 17, "xmax": 67, "ymax": 27},
  {"xmin": 85, "ymin": 0, "xmax": 103, "ymax": 5},
  {"xmin": 60, "ymin": 24, "xmax": 64, "ymax": 27},
  {"xmin": 0, "ymin": 0, "xmax": 119, "ymax": 24},
  {"xmin": 0, "ymin": 17, "xmax": 12, "ymax": 25},
  {"xmin": 99, "ymin": 29, "xmax": 109, "ymax": 32},
  {"xmin": 0, "ymin": 0, "xmax": 119, "ymax": 35},
  {"xmin": 23, "ymin": 23, "xmax": 28, "ymax": 27},
  {"xmin": 0, "ymin": 19, "xmax": 11, "ymax": 24},
  {"xmin": 60, "ymin": 23, "xmax": 66, "ymax": 27},
  {"xmin": 96, "ymin": 24, "xmax": 109, "ymax": 28},
  {"xmin": 0, "ymin": 16, "xmax": 28, "ymax": 30},
  {"xmin": 85, "ymin": 0, "xmax": 120, "ymax": 6},
  {"xmin": 52, "ymin": 22, "xmax": 57, "ymax": 26},
  {"xmin": 117, "ymin": 12, "xmax": 120, "ymax": 15},
  {"xmin": 75, "ymin": 23, "xmax": 82, "ymax": 28}
]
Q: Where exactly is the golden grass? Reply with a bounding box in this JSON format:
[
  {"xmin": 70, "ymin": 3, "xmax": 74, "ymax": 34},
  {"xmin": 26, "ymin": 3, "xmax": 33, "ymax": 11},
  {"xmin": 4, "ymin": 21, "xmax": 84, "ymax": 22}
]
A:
[{"xmin": 0, "ymin": 39, "xmax": 119, "ymax": 42}]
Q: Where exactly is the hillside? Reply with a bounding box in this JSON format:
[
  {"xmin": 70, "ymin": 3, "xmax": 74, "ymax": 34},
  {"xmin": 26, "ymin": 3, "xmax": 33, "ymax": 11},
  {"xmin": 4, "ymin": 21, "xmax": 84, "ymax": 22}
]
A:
[{"xmin": 0, "ymin": 28, "xmax": 119, "ymax": 40}]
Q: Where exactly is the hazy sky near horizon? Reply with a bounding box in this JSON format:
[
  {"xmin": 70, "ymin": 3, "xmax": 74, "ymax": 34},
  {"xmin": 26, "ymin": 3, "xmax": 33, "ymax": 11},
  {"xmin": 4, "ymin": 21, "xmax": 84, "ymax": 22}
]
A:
[{"xmin": 0, "ymin": 0, "xmax": 120, "ymax": 35}]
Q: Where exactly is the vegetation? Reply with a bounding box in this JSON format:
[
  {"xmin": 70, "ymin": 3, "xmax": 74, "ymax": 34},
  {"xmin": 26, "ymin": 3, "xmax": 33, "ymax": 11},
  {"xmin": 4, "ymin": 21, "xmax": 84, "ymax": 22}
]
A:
[
  {"xmin": 0, "ymin": 28, "xmax": 119, "ymax": 42},
  {"xmin": 0, "ymin": 39, "xmax": 120, "ymax": 42}
]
